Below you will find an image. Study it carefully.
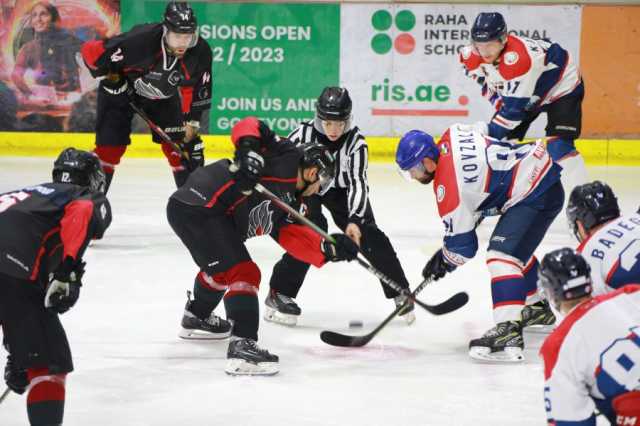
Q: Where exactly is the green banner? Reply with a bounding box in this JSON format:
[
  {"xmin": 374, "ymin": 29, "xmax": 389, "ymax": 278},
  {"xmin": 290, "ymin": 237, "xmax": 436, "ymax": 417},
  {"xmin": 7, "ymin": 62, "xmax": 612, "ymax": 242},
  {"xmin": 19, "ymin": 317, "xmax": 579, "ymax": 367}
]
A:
[{"xmin": 121, "ymin": 2, "xmax": 340, "ymax": 135}]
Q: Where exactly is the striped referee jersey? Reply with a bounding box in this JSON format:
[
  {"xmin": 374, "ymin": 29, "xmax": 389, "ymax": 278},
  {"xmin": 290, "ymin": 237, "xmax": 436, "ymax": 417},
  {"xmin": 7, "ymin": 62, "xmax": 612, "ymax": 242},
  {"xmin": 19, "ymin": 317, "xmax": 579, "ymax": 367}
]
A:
[{"xmin": 288, "ymin": 121, "xmax": 369, "ymax": 223}]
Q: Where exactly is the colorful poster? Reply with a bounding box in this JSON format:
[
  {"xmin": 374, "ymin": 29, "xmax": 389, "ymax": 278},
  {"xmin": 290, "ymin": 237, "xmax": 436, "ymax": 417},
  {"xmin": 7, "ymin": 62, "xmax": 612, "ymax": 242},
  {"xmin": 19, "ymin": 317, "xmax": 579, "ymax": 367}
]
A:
[
  {"xmin": 0, "ymin": 0, "xmax": 120, "ymax": 132},
  {"xmin": 340, "ymin": 4, "xmax": 582, "ymax": 137},
  {"xmin": 122, "ymin": 2, "xmax": 340, "ymax": 135}
]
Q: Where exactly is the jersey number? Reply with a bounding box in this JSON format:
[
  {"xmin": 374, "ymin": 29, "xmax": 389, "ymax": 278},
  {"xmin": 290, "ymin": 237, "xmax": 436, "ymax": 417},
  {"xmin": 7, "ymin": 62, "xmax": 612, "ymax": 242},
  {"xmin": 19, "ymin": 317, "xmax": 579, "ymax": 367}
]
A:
[
  {"xmin": 0, "ymin": 191, "xmax": 30, "ymax": 213},
  {"xmin": 596, "ymin": 327, "xmax": 640, "ymax": 397},
  {"xmin": 620, "ymin": 239, "xmax": 640, "ymax": 272}
]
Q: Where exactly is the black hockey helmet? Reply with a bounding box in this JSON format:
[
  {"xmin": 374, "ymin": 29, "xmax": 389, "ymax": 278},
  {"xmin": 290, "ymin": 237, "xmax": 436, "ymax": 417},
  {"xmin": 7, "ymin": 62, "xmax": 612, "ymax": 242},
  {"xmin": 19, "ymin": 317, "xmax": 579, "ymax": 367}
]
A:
[
  {"xmin": 163, "ymin": 2, "xmax": 197, "ymax": 34},
  {"xmin": 298, "ymin": 143, "xmax": 336, "ymax": 186},
  {"xmin": 53, "ymin": 148, "xmax": 106, "ymax": 193},
  {"xmin": 567, "ymin": 181, "xmax": 620, "ymax": 241},
  {"xmin": 539, "ymin": 248, "xmax": 592, "ymax": 310},
  {"xmin": 316, "ymin": 87, "xmax": 352, "ymax": 122},
  {"xmin": 471, "ymin": 12, "xmax": 507, "ymax": 43}
]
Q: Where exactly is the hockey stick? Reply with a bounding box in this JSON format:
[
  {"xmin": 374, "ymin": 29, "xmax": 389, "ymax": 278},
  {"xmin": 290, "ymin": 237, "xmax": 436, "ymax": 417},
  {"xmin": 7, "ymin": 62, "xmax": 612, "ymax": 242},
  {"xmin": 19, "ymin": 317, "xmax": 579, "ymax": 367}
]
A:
[
  {"xmin": 320, "ymin": 279, "xmax": 469, "ymax": 347},
  {"xmin": 0, "ymin": 387, "xmax": 10, "ymax": 404},
  {"xmin": 254, "ymin": 183, "xmax": 460, "ymax": 313},
  {"xmin": 128, "ymin": 101, "xmax": 190, "ymax": 161}
]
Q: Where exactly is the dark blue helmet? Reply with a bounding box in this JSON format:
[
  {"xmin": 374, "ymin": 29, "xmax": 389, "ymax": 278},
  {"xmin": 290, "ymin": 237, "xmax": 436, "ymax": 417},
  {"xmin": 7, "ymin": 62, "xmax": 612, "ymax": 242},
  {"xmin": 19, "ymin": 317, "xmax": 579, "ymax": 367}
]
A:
[
  {"xmin": 471, "ymin": 12, "xmax": 507, "ymax": 43},
  {"xmin": 539, "ymin": 248, "xmax": 592, "ymax": 309},
  {"xmin": 396, "ymin": 130, "xmax": 439, "ymax": 170},
  {"xmin": 567, "ymin": 181, "xmax": 620, "ymax": 241}
]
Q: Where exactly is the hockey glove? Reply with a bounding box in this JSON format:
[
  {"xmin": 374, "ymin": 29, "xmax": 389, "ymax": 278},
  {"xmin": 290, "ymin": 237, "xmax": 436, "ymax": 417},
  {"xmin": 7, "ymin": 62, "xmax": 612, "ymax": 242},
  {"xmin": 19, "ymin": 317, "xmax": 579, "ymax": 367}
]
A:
[
  {"xmin": 422, "ymin": 249, "xmax": 457, "ymax": 281},
  {"xmin": 101, "ymin": 72, "xmax": 130, "ymax": 96},
  {"xmin": 4, "ymin": 355, "xmax": 28, "ymax": 395},
  {"xmin": 181, "ymin": 135, "xmax": 204, "ymax": 172},
  {"xmin": 45, "ymin": 260, "xmax": 85, "ymax": 314},
  {"xmin": 322, "ymin": 234, "xmax": 359, "ymax": 262},
  {"xmin": 232, "ymin": 150, "xmax": 264, "ymax": 195}
]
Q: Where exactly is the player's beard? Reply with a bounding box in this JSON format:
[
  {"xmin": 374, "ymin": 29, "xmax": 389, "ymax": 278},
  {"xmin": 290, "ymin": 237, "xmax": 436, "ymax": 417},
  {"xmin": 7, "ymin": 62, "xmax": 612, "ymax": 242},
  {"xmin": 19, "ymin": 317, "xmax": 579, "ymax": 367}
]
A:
[{"xmin": 417, "ymin": 170, "xmax": 435, "ymax": 185}]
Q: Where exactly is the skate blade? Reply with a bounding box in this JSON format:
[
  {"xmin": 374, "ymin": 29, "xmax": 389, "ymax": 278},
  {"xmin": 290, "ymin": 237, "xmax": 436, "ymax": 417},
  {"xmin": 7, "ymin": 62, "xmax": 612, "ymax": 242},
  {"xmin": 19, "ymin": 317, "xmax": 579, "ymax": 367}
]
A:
[
  {"xmin": 178, "ymin": 328, "xmax": 231, "ymax": 340},
  {"xmin": 400, "ymin": 311, "xmax": 416, "ymax": 326},
  {"xmin": 225, "ymin": 359, "xmax": 279, "ymax": 376},
  {"xmin": 468, "ymin": 346, "xmax": 524, "ymax": 363},
  {"xmin": 263, "ymin": 307, "xmax": 298, "ymax": 326},
  {"xmin": 523, "ymin": 324, "xmax": 555, "ymax": 334}
]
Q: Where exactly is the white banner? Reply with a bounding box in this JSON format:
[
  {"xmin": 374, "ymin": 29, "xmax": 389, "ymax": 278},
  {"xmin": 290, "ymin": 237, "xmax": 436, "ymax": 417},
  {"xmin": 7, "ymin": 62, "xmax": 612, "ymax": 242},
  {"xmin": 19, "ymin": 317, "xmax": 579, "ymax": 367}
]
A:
[{"xmin": 340, "ymin": 4, "xmax": 582, "ymax": 137}]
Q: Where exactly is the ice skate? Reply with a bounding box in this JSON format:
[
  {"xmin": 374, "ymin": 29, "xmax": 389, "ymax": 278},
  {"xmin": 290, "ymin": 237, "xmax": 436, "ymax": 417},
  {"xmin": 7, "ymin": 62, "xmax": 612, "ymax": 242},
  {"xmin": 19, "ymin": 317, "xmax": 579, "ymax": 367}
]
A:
[
  {"xmin": 468, "ymin": 321, "xmax": 524, "ymax": 363},
  {"xmin": 521, "ymin": 300, "xmax": 556, "ymax": 333},
  {"xmin": 264, "ymin": 290, "xmax": 301, "ymax": 326},
  {"xmin": 395, "ymin": 294, "xmax": 416, "ymax": 325},
  {"xmin": 179, "ymin": 295, "xmax": 231, "ymax": 340},
  {"xmin": 225, "ymin": 337, "xmax": 279, "ymax": 376}
]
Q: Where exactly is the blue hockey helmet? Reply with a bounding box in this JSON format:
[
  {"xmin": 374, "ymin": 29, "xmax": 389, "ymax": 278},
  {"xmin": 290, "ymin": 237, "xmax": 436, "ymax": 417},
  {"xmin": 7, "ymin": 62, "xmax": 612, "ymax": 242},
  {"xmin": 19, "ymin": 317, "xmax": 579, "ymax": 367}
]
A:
[
  {"xmin": 396, "ymin": 130, "xmax": 439, "ymax": 171},
  {"xmin": 539, "ymin": 248, "xmax": 592, "ymax": 311},
  {"xmin": 471, "ymin": 12, "xmax": 507, "ymax": 43}
]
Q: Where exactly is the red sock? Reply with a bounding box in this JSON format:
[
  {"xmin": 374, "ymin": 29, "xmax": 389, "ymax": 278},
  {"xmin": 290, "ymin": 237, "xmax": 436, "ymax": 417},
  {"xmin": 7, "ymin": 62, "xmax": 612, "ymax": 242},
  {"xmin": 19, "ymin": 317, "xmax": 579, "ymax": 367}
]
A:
[{"xmin": 26, "ymin": 368, "xmax": 66, "ymax": 426}]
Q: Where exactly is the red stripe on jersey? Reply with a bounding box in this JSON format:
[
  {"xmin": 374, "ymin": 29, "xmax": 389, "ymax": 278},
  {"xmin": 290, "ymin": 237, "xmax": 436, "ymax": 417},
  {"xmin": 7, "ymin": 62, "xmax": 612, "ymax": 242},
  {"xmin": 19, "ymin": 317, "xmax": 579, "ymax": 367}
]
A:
[
  {"xmin": 523, "ymin": 256, "xmax": 537, "ymax": 274},
  {"xmin": 60, "ymin": 200, "xmax": 94, "ymax": 260},
  {"xmin": 277, "ymin": 223, "xmax": 325, "ymax": 268},
  {"xmin": 433, "ymin": 129, "xmax": 460, "ymax": 218},
  {"xmin": 225, "ymin": 195, "xmax": 248, "ymax": 214},
  {"xmin": 540, "ymin": 284, "xmax": 640, "ymax": 380},
  {"xmin": 180, "ymin": 86, "xmax": 193, "ymax": 114},
  {"xmin": 605, "ymin": 259, "xmax": 620, "ymax": 286},
  {"xmin": 205, "ymin": 180, "xmax": 235, "ymax": 208},
  {"xmin": 30, "ymin": 227, "xmax": 61, "ymax": 281},
  {"xmin": 507, "ymin": 162, "xmax": 520, "ymax": 199},
  {"xmin": 260, "ymin": 176, "xmax": 298, "ymax": 183},
  {"xmin": 459, "ymin": 48, "xmax": 482, "ymax": 72},
  {"xmin": 498, "ymin": 35, "xmax": 532, "ymax": 81},
  {"xmin": 80, "ymin": 40, "xmax": 105, "ymax": 70}
]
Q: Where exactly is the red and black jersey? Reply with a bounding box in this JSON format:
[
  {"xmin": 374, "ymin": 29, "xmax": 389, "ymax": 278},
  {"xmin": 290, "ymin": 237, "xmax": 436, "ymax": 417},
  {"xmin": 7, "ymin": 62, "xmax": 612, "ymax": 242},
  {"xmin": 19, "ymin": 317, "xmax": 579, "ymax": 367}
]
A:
[
  {"xmin": 0, "ymin": 183, "xmax": 112, "ymax": 283},
  {"xmin": 170, "ymin": 141, "xmax": 327, "ymax": 267},
  {"xmin": 81, "ymin": 23, "xmax": 212, "ymax": 122}
]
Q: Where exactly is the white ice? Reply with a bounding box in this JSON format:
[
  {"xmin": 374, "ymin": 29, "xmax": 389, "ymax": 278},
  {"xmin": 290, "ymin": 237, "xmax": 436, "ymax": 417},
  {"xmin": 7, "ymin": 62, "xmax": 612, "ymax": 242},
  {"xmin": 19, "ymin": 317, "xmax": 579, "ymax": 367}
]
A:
[{"xmin": 1, "ymin": 157, "xmax": 637, "ymax": 426}]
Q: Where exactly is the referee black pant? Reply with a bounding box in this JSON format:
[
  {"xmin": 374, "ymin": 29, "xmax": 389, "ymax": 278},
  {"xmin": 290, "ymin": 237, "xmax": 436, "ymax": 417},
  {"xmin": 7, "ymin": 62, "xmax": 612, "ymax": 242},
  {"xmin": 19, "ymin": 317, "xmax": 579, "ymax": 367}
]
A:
[{"xmin": 269, "ymin": 188, "xmax": 410, "ymax": 300}]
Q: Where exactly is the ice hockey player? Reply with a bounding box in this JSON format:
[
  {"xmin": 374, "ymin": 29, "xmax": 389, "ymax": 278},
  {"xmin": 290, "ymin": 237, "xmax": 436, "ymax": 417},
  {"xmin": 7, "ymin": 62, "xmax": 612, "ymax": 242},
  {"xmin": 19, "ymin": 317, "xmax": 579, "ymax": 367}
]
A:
[
  {"xmin": 460, "ymin": 12, "xmax": 587, "ymax": 194},
  {"xmin": 567, "ymin": 180, "xmax": 640, "ymax": 295},
  {"xmin": 396, "ymin": 122, "xmax": 562, "ymax": 362},
  {"xmin": 0, "ymin": 148, "xmax": 112, "ymax": 425},
  {"xmin": 81, "ymin": 1, "xmax": 211, "ymax": 192},
  {"xmin": 538, "ymin": 248, "xmax": 640, "ymax": 425},
  {"xmin": 166, "ymin": 117, "xmax": 359, "ymax": 375},
  {"xmin": 265, "ymin": 87, "xmax": 414, "ymax": 327}
]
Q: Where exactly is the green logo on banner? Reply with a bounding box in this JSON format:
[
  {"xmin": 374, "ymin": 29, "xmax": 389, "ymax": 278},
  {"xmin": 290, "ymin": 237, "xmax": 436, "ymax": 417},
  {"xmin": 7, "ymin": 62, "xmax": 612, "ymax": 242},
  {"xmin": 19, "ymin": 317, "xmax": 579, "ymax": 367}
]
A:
[
  {"xmin": 371, "ymin": 10, "xmax": 415, "ymax": 55},
  {"xmin": 121, "ymin": 2, "xmax": 340, "ymax": 135}
]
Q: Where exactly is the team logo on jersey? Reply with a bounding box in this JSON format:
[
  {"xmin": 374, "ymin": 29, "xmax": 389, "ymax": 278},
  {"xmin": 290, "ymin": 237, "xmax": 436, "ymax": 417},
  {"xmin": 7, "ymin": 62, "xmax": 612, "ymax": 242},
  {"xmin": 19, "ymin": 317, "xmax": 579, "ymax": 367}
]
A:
[
  {"xmin": 247, "ymin": 200, "xmax": 274, "ymax": 238},
  {"xmin": 110, "ymin": 48, "xmax": 123, "ymax": 62},
  {"xmin": 168, "ymin": 70, "xmax": 182, "ymax": 86},
  {"xmin": 436, "ymin": 184, "xmax": 445, "ymax": 202},
  {"xmin": 100, "ymin": 203, "xmax": 107, "ymax": 220},
  {"xmin": 504, "ymin": 51, "xmax": 519, "ymax": 66},
  {"xmin": 202, "ymin": 72, "xmax": 210, "ymax": 84}
]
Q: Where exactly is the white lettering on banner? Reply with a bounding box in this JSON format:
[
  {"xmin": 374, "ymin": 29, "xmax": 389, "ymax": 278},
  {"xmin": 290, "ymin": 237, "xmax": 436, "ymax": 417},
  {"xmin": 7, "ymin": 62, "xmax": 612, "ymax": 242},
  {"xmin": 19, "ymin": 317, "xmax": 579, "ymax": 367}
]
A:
[
  {"xmin": 260, "ymin": 26, "xmax": 311, "ymax": 41},
  {"xmin": 340, "ymin": 4, "xmax": 582, "ymax": 137}
]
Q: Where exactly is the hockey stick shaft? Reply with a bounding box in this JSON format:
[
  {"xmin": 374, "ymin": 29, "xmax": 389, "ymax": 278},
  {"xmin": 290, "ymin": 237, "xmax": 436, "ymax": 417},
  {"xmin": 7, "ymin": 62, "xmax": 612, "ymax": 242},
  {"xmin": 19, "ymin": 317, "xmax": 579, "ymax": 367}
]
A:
[
  {"xmin": 0, "ymin": 387, "xmax": 10, "ymax": 404},
  {"xmin": 128, "ymin": 101, "xmax": 190, "ymax": 161},
  {"xmin": 254, "ymin": 183, "xmax": 429, "ymax": 308}
]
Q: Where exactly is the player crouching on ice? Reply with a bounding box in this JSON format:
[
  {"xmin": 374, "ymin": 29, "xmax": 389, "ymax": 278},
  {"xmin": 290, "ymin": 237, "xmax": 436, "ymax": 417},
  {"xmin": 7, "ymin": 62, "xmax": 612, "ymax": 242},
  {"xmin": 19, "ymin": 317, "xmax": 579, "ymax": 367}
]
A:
[
  {"xmin": 166, "ymin": 117, "xmax": 358, "ymax": 375},
  {"xmin": 0, "ymin": 148, "xmax": 112, "ymax": 425},
  {"xmin": 395, "ymin": 123, "xmax": 563, "ymax": 362},
  {"xmin": 538, "ymin": 248, "xmax": 640, "ymax": 425}
]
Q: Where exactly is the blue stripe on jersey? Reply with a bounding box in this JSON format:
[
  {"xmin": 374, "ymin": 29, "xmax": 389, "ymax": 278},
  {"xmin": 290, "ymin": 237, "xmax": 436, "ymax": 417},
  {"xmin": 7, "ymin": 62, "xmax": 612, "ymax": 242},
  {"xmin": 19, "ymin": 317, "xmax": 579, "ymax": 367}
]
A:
[
  {"xmin": 519, "ymin": 162, "xmax": 562, "ymax": 205},
  {"xmin": 443, "ymin": 230, "xmax": 478, "ymax": 260},
  {"xmin": 554, "ymin": 416, "xmax": 596, "ymax": 426},
  {"xmin": 532, "ymin": 43, "xmax": 569, "ymax": 101},
  {"xmin": 478, "ymin": 169, "xmax": 513, "ymax": 213}
]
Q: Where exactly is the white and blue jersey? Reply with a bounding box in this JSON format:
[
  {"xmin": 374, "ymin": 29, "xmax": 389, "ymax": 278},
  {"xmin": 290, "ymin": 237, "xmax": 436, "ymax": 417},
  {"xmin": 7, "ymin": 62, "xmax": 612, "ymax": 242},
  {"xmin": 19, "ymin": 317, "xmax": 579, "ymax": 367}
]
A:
[
  {"xmin": 460, "ymin": 35, "xmax": 582, "ymax": 141},
  {"xmin": 577, "ymin": 213, "xmax": 640, "ymax": 295},
  {"xmin": 540, "ymin": 285, "xmax": 640, "ymax": 425},
  {"xmin": 433, "ymin": 123, "xmax": 561, "ymax": 267}
]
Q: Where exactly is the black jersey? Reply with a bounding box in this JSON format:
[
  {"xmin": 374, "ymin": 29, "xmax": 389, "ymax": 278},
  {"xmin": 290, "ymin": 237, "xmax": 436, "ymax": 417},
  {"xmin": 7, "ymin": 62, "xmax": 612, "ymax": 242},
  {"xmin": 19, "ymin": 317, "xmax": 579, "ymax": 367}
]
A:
[
  {"xmin": 0, "ymin": 183, "xmax": 111, "ymax": 282},
  {"xmin": 81, "ymin": 23, "xmax": 212, "ymax": 122},
  {"xmin": 171, "ymin": 142, "xmax": 302, "ymax": 241}
]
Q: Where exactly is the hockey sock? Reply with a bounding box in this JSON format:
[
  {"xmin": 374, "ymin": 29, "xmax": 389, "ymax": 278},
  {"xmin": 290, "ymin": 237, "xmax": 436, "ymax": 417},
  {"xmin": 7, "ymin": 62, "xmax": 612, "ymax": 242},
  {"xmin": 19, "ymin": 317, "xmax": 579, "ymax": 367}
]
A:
[
  {"xmin": 224, "ymin": 294, "xmax": 259, "ymax": 341},
  {"xmin": 545, "ymin": 137, "xmax": 576, "ymax": 162},
  {"xmin": 487, "ymin": 252, "xmax": 526, "ymax": 323},
  {"xmin": 191, "ymin": 272, "xmax": 226, "ymax": 319},
  {"xmin": 26, "ymin": 368, "xmax": 66, "ymax": 426},
  {"xmin": 523, "ymin": 257, "xmax": 541, "ymax": 304},
  {"xmin": 172, "ymin": 169, "xmax": 190, "ymax": 188}
]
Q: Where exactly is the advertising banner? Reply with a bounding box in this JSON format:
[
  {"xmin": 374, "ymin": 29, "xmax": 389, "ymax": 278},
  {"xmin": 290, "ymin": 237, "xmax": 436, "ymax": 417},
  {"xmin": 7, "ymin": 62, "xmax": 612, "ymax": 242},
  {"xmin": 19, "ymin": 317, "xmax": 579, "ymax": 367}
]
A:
[
  {"xmin": 340, "ymin": 4, "xmax": 582, "ymax": 137},
  {"xmin": 0, "ymin": 0, "xmax": 120, "ymax": 132},
  {"xmin": 122, "ymin": 1, "xmax": 340, "ymax": 136}
]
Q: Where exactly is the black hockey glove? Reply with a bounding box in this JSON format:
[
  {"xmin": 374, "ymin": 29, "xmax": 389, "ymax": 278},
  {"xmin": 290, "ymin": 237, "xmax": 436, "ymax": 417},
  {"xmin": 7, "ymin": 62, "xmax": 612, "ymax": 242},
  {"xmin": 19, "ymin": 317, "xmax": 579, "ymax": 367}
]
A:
[
  {"xmin": 101, "ymin": 72, "xmax": 130, "ymax": 96},
  {"xmin": 322, "ymin": 234, "xmax": 359, "ymax": 262},
  {"xmin": 232, "ymin": 150, "xmax": 264, "ymax": 195},
  {"xmin": 45, "ymin": 260, "xmax": 85, "ymax": 314},
  {"xmin": 181, "ymin": 135, "xmax": 204, "ymax": 172},
  {"xmin": 4, "ymin": 355, "xmax": 28, "ymax": 395},
  {"xmin": 422, "ymin": 249, "xmax": 457, "ymax": 281}
]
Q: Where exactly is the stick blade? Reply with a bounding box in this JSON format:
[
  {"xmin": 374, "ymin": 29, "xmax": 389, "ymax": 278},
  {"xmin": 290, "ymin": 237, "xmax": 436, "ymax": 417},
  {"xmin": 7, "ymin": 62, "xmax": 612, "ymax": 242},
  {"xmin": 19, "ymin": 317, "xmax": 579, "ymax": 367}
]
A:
[
  {"xmin": 320, "ymin": 330, "xmax": 372, "ymax": 347},
  {"xmin": 423, "ymin": 291, "xmax": 469, "ymax": 315}
]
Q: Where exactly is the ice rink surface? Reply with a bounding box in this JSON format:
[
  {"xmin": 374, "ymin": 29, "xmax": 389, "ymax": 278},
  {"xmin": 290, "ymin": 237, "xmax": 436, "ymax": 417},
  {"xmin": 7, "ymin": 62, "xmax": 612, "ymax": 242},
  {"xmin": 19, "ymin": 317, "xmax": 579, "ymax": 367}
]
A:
[{"xmin": 1, "ymin": 157, "xmax": 638, "ymax": 425}]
